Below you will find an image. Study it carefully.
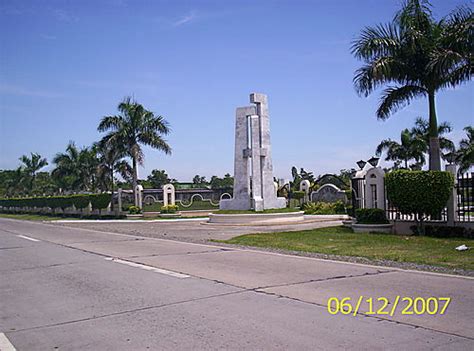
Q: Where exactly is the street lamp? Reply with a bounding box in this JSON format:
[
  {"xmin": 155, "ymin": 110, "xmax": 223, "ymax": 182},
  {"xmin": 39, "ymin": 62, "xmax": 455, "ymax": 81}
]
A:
[
  {"xmin": 367, "ymin": 156, "xmax": 380, "ymax": 168},
  {"xmin": 356, "ymin": 160, "xmax": 367, "ymax": 170}
]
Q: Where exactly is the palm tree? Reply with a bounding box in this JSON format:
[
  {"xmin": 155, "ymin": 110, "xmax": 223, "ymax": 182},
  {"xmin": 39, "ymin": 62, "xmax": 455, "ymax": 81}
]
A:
[
  {"xmin": 52, "ymin": 142, "xmax": 99, "ymax": 192},
  {"xmin": 95, "ymin": 141, "xmax": 132, "ymax": 210},
  {"xmin": 19, "ymin": 152, "xmax": 48, "ymax": 192},
  {"xmin": 410, "ymin": 117, "xmax": 455, "ymax": 159},
  {"xmin": 352, "ymin": 0, "xmax": 473, "ymax": 170},
  {"xmin": 98, "ymin": 97, "xmax": 171, "ymax": 205},
  {"xmin": 455, "ymin": 126, "xmax": 474, "ymax": 173},
  {"xmin": 376, "ymin": 129, "xmax": 426, "ymax": 169}
]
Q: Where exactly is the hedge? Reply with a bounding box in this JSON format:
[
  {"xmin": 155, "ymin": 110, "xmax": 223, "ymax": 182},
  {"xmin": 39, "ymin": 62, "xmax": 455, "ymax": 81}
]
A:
[
  {"xmin": 0, "ymin": 194, "xmax": 112, "ymax": 211},
  {"xmin": 355, "ymin": 208, "xmax": 388, "ymax": 224},
  {"xmin": 385, "ymin": 170, "xmax": 454, "ymax": 234}
]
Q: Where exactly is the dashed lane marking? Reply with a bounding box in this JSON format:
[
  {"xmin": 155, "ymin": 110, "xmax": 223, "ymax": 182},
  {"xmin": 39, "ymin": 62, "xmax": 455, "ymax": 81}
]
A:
[
  {"xmin": 17, "ymin": 235, "xmax": 40, "ymax": 242},
  {"xmin": 104, "ymin": 257, "xmax": 190, "ymax": 278}
]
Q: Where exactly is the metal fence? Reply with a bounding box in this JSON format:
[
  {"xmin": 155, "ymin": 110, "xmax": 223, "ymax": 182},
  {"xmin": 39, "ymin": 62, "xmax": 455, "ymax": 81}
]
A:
[
  {"xmin": 457, "ymin": 172, "xmax": 474, "ymax": 222},
  {"xmin": 385, "ymin": 202, "xmax": 448, "ymax": 222}
]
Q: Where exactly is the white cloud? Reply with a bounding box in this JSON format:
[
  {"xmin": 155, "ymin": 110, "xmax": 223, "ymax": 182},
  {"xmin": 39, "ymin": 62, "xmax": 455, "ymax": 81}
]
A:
[
  {"xmin": 53, "ymin": 9, "xmax": 78, "ymax": 23},
  {"xmin": 173, "ymin": 11, "xmax": 197, "ymax": 27},
  {"xmin": 0, "ymin": 84, "xmax": 62, "ymax": 98}
]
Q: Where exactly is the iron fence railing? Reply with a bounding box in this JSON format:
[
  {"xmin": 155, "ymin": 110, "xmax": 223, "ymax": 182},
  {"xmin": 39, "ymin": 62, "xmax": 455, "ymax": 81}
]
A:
[{"xmin": 457, "ymin": 172, "xmax": 474, "ymax": 222}]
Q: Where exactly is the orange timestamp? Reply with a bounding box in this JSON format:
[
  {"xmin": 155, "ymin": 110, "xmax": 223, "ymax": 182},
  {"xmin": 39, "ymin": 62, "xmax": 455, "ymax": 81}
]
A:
[{"xmin": 327, "ymin": 296, "xmax": 451, "ymax": 316}]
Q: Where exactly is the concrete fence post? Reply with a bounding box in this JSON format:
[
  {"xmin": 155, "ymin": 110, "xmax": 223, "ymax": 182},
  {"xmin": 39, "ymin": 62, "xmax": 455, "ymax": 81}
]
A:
[{"xmin": 446, "ymin": 164, "xmax": 457, "ymax": 226}]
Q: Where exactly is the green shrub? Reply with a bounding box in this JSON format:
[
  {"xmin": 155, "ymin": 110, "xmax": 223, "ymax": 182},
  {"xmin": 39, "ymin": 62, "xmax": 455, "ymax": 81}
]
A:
[
  {"xmin": 386, "ymin": 170, "xmax": 454, "ymax": 233},
  {"xmin": 128, "ymin": 205, "xmax": 142, "ymax": 214},
  {"xmin": 291, "ymin": 191, "xmax": 305, "ymax": 200},
  {"xmin": 89, "ymin": 194, "xmax": 111, "ymax": 210},
  {"xmin": 355, "ymin": 208, "xmax": 388, "ymax": 224},
  {"xmin": 0, "ymin": 194, "xmax": 111, "ymax": 212},
  {"xmin": 160, "ymin": 205, "xmax": 179, "ymax": 213},
  {"xmin": 302, "ymin": 201, "xmax": 346, "ymax": 215},
  {"xmin": 71, "ymin": 195, "xmax": 90, "ymax": 209}
]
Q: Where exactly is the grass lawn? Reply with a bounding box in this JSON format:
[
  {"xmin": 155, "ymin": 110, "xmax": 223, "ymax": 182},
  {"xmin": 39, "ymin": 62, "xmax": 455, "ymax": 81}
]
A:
[
  {"xmin": 0, "ymin": 213, "xmax": 77, "ymax": 221},
  {"xmin": 217, "ymin": 226, "xmax": 474, "ymax": 271},
  {"xmin": 215, "ymin": 208, "xmax": 301, "ymax": 214}
]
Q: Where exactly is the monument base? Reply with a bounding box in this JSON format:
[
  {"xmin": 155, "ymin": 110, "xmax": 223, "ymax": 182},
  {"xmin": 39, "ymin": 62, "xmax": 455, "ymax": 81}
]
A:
[
  {"xmin": 219, "ymin": 197, "xmax": 286, "ymax": 211},
  {"xmin": 208, "ymin": 211, "xmax": 305, "ymax": 225}
]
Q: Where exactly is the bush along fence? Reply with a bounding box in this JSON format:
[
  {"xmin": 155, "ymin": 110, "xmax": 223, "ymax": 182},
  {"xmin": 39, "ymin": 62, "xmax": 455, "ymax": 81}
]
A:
[
  {"xmin": 0, "ymin": 194, "xmax": 116, "ymax": 218},
  {"xmin": 351, "ymin": 164, "xmax": 473, "ymax": 235}
]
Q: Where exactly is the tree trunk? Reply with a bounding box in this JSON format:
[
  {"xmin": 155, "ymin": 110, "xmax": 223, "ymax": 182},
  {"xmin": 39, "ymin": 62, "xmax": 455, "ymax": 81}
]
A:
[
  {"xmin": 110, "ymin": 166, "xmax": 115, "ymax": 212},
  {"xmin": 132, "ymin": 157, "xmax": 138, "ymax": 206},
  {"xmin": 428, "ymin": 91, "xmax": 441, "ymax": 171}
]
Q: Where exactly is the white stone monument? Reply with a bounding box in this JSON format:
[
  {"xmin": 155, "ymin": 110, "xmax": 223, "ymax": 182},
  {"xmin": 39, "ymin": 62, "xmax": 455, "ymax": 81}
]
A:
[
  {"xmin": 162, "ymin": 183, "xmax": 176, "ymax": 207},
  {"xmin": 220, "ymin": 93, "xmax": 286, "ymax": 211}
]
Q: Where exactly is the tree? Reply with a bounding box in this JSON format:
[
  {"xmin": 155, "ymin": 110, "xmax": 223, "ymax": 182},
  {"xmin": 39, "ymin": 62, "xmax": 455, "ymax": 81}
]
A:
[
  {"xmin": 147, "ymin": 169, "xmax": 170, "ymax": 189},
  {"xmin": 52, "ymin": 142, "xmax": 99, "ymax": 192},
  {"xmin": 352, "ymin": 0, "xmax": 473, "ymax": 170},
  {"xmin": 376, "ymin": 129, "xmax": 426, "ymax": 169},
  {"xmin": 95, "ymin": 141, "xmax": 132, "ymax": 210},
  {"xmin": 98, "ymin": 97, "xmax": 171, "ymax": 206},
  {"xmin": 192, "ymin": 175, "xmax": 207, "ymax": 185},
  {"xmin": 455, "ymin": 126, "xmax": 474, "ymax": 173},
  {"xmin": 2, "ymin": 168, "xmax": 26, "ymax": 197},
  {"xmin": 209, "ymin": 174, "xmax": 234, "ymax": 189},
  {"xmin": 19, "ymin": 152, "xmax": 48, "ymax": 191},
  {"xmin": 410, "ymin": 117, "xmax": 455, "ymax": 158}
]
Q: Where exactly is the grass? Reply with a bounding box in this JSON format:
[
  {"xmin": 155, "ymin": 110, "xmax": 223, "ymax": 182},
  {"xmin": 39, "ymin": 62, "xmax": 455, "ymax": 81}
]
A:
[
  {"xmin": 215, "ymin": 208, "xmax": 301, "ymax": 214},
  {"xmin": 216, "ymin": 226, "xmax": 474, "ymax": 271},
  {"xmin": 0, "ymin": 213, "xmax": 77, "ymax": 221}
]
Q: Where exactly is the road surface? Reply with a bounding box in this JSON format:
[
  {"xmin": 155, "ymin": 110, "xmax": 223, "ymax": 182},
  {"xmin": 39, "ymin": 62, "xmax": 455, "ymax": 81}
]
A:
[{"xmin": 1, "ymin": 218, "xmax": 473, "ymax": 350}]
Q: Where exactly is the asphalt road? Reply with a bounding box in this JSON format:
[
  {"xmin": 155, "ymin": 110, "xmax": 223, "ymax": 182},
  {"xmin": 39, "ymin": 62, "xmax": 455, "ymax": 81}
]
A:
[{"xmin": 1, "ymin": 218, "xmax": 473, "ymax": 350}]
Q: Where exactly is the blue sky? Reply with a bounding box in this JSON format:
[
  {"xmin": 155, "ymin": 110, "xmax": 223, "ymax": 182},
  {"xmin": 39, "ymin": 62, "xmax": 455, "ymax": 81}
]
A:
[{"xmin": 1, "ymin": 0, "xmax": 472, "ymax": 181}]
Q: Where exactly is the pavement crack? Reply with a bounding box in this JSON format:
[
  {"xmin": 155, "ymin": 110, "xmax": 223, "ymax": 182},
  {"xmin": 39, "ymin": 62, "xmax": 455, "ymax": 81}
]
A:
[
  {"xmin": 126, "ymin": 248, "xmax": 235, "ymax": 259},
  {"xmin": 1, "ymin": 260, "xmax": 97, "ymax": 273},
  {"xmin": 8, "ymin": 289, "xmax": 248, "ymax": 334},
  {"xmin": 253, "ymin": 269, "xmax": 396, "ymax": 290}
]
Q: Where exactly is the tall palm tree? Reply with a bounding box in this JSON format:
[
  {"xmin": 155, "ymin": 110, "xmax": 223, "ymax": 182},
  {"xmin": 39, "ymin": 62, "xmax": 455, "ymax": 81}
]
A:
[
  {"xmin": 52, "ymin": 142, "xmax": 99, "ymax": 192},
  {"xmin": 19, "ymin": 152, "xmax": 48, "ymax": 192},
  {"xmin": 98, "ymin": 97, "xmax": 171, "ymax": 205},
  {"xmin": 376, "ymin": 129, "xmax": 426, "ymax": 169},
  {"xmin": 410, "ymin": 117, "xmax": 455, "ymax": 159},
  {"xmin": 455, "ymin": 126, "xmax": 474, "ymax": 173},
  {"xmin": 352, "ymin": 0, "xmax": 473, "ymax": 170}
]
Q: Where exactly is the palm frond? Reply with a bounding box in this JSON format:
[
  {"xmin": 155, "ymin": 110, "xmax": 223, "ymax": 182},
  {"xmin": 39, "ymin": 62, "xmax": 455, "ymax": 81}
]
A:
[
  {"xmin": 351, "ymin": 23, "xmax": 402, "ymax": 61},
  {"xmin": 97, "ymin": 115, "xmax": 124, "ymax": 132},
  {"xmin": 376, "ymin": 85, "xmax": 426, "ymax": 119}
]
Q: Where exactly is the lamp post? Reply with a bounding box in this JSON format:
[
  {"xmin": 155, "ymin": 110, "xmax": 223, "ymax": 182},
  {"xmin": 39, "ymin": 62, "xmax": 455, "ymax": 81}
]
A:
[{"xmin": 356, "ymin": 160, "xmax": 367, "ymax": 170}]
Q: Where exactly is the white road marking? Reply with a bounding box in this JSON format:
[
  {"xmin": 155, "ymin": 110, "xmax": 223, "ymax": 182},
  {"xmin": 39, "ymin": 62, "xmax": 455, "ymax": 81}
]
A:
[
  {"xmin": 105, "ymin": 257, "xmax": 190, "ymax": 278},
  {"xmin": 17, "ymin": 235, "xmax": 40, "ymax": 242},
  {"xmin": 0, "ymin": 333, "xmax": 17, "ymax": 351}
]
